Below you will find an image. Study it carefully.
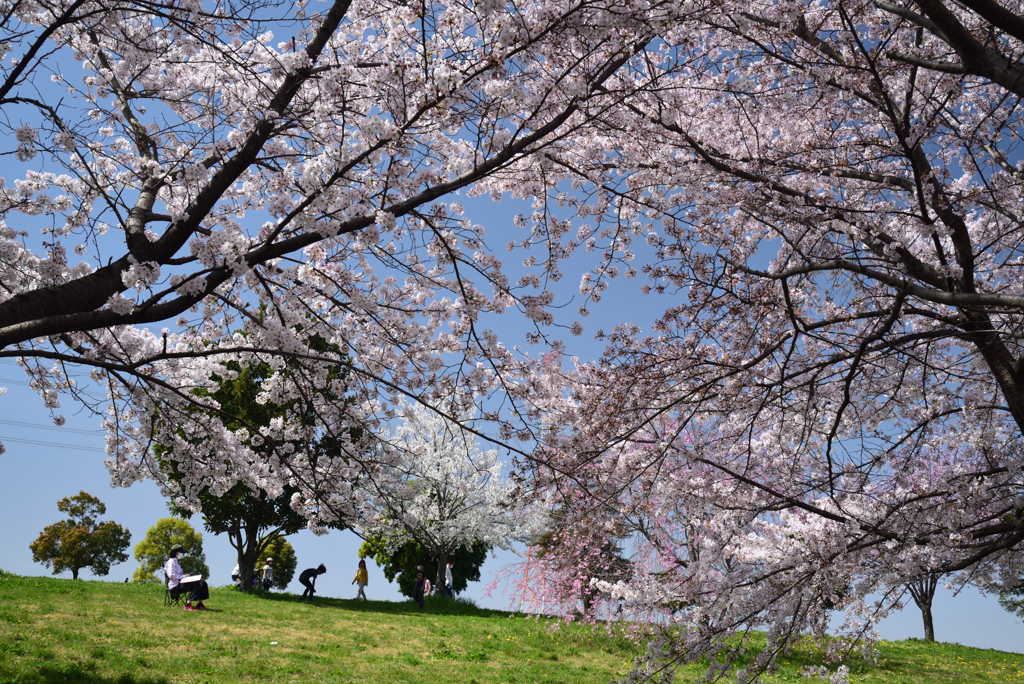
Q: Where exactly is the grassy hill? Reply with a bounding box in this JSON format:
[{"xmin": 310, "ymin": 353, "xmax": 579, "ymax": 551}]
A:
[{"xmin": 0, "ymin": 570, "xmax": 1022, "ymax": 683}]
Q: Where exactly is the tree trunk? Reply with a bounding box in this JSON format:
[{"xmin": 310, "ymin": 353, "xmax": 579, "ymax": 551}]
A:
[
  {"xmin": 71, "ymin": 567, "xmax": 79, "ymax": 580},
  {"xmin": 239, "ymin": 549, "xmax": 258, "ymax": 591},
  {"xmin": 436, "ymin": 551, "xmax": 448, "ymax": 596},
  {"xmin": 231, "ymin": 522, "xmax": 264, "ymax": 591},
  {"xmin": 582, "ymin": 591, "xmax": 593, "ymax": 614},
  {"xmin": 239, "ymin": 528, "xmax": 264, "ymax": 592},
  {"xmin": 920, "ymin": 599, "xmax": 935, "ymax": 642},
  {"xmin": 907, "ymin": 574, "xmax": 939, "ymax": 642}
]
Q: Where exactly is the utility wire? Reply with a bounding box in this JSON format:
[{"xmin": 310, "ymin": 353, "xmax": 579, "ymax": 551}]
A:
[
  {"xmin": 0, "ymin": 438, "xmax": 104, "ymax": 454},
  {"xmin": 0, "ymin": 418, "xmax": 104, "ymax": 436}
]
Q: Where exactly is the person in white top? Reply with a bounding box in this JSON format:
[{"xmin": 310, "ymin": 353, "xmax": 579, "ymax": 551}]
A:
[
  {"xmin": 261, "ymin": 558, "xmax": 274, "ymax": 590},
  {"xmin": 231, "ymin": 563, "xmax": 241, "ymax": 586},
  {"xmin": 444, "ymin": 560, "xmax": 454, "ymax": 599},
  {"xmin": 164, "ymin": 546, "xmax": 210, "ymax": 611}
]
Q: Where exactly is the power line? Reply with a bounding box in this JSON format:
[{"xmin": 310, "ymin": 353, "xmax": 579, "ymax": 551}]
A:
[
  {"xmin": 0, "ymin": 435, "xmax": 106, "ymax": 453},
  {"xmin": 0, "ymin": 376, "xmax": 90, "ymax": 388},
  {"xmin": 0, "ymin": 418, "xmax": 105, "ymax": 436}
]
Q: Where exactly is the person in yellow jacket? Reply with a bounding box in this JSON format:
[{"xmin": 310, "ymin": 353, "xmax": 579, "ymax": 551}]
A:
[{"xmin": 352, "ymin": 559, "xmax": 368, "ymax": 600}]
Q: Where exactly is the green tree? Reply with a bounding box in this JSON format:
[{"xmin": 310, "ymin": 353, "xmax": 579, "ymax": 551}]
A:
[
  {"xmin": 132, "ymin": 517, "xmax": 209, "ymax": 583},
  {"xmin": 161, "ymin": 358, "xmax": 354, "ymax": 590},
  {"xmin": 359, "ymin": 536, "xmax": 488, "ymax": 598},
  {"xmin": 998, "ymin": 577, "xmax": 1024, "ymax": 621},
  {"xmin": 255, "ymin": 536, "xmax": 297, "ymax": 590},
  {"xmin": 29, "ymin": 491, "xmax": 131, "ymax": 580}
]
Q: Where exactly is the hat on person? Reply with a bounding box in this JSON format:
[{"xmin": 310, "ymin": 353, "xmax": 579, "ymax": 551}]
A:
[
  {"xmin": 170, "ymin": 545, "xmax": 185, "ymax": 554},
  {"xmin": 267, "ymin": 557, "xmax": 274, "ymax": 562}
]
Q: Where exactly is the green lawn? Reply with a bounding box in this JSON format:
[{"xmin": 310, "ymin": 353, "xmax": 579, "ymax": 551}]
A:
[{"xmin": 0, "ymin": 570, "xmax": 1021, "ymax": 683}]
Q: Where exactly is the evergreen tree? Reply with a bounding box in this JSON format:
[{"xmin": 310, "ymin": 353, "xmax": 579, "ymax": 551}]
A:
[
  {"xmin": 132, "ymin": 517, "xmax": 209, "ymax": 583},
  {"xmin": 359, "ymin": 536, "xmax": 488, "ymax": 598},
  {"xmin": 255, "ymin": 536, "xmax": 297, "ymax": 590}
]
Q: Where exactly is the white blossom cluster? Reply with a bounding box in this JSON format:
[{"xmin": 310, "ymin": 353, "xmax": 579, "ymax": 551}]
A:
[{"xmin": 365, "ymin": 401, "xmax": 532, "ymax": 571}]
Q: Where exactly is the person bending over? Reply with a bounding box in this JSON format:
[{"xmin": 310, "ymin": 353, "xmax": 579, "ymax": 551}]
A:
[
  {"xmin": 164, "ymin": 546, "xmax": 209, "ymax": 611},
  {"xmin": 299, "ymin": 564, "xmax": 326, "ymax": 604}
]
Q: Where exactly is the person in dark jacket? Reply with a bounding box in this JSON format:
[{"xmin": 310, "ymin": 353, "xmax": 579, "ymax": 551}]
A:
[
  {"xmin": 298, "ymin": 564, "xmax": 326, "ymax": 604},
  {"xmin": 412, "ymin": 570, "xmax": 428, "ymax": 609}
]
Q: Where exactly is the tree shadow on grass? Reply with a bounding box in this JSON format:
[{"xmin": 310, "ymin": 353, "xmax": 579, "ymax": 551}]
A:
[
  {"xmin": 242, "ymin": 588, "xmax": 507, "ymax": 618},
  {"xmin": 2, "ymin": 667, "xmax": 169, "ymax": 684}
]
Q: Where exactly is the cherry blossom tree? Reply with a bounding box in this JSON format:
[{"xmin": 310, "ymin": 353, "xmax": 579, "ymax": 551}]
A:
[
  {"xmin": 0, "ymin": 0, "xmax": 681, "ymax": 526},
  {"xmin": 489, "ymin": 0, "xmax": 1024, "ymax": 680},
  {"xmin": 998, "ymin": 574, "xmax": 1024, "ymax": 620},
  {"xmin": 159, "ymin": 359, "xmax": 351, "ymax": 589},
  {"xmin": 6, "ymin": 0, "xmax": 1024, "ymax": 680},
  {"xmin": 365, "ymin": 401, "xmax": 520, "ymax": 592}
]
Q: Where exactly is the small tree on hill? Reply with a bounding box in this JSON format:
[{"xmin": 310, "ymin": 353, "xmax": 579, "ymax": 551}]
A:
[
  {"xmin": 29, "ymin": 491, "xmax": 131, "ymax": 580},
  {"xmin": 359, "ymin": 536, "xmax": 489, "ymax": 598},
  {"xmin": 367, "ymin": 402, "xmax": 519, "ymax": 593},
  {"xmin": 255, "ymin": 536, "xmax": 297, "ymax": 590},
  {"xmin": 132, "ymin": 517, "xmax": 209, "ymax": 583}
]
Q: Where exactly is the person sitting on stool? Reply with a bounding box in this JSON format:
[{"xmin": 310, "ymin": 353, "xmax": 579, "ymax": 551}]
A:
[{"xmin": 164, "ymin": 546, "xmax": 209, "ymax": 611}]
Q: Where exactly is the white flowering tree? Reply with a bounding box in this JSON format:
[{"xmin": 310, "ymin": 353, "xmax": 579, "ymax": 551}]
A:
[
  {"xmin": 367, "ymin": 401, "xmax": 517, "ymax": 592},
  {"xmin": 499, "ymin": 1, "xmax": 1024, "ymax": 680}
]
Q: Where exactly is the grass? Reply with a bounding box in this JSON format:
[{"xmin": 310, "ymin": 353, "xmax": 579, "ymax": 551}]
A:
[{"xmin": 0, "ymin": 570, "xmax": 1021, "ymax": 683}]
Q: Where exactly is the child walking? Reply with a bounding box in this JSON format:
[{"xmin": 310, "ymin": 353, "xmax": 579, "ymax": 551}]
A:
[{"xmin": 352, "ymin": 559, "xmax": 368, "ymax": 600}]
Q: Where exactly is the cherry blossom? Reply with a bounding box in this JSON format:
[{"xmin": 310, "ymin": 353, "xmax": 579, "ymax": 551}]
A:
[
  {"xmin": 496, "ymin": 1, "xmax": 1024, "ymax": 680},
  {"xmin": 3, "ymin": 1, "xmax": 1024, "ymax": 681}
]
